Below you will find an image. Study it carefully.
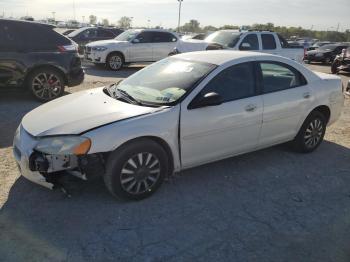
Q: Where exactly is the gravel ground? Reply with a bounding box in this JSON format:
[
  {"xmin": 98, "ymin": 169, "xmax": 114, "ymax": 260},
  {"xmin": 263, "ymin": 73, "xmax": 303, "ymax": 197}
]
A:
[{"xmin": 0, "ymin": 62, "xmax": 349, "ymax": 262}]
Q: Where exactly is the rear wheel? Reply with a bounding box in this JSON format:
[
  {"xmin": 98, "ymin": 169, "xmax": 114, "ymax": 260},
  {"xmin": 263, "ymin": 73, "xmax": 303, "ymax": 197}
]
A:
[
  {"xmin": 107, "ymin": 53, "xmax": 124, "ymax": 71},
  {"xmin": 292, "ymin": 111, "xmax": 327, "ymax": 153},
  {"xmin": 331, "ymin": 60, "xmax": 340, "ymax": 74},
  {"xmin": 104, "ymin": 139, "xmax": 169, "ymax": 200},
  {"xmin": 27, "ymin": 68, "xmax": 65, "ymax": 102}
]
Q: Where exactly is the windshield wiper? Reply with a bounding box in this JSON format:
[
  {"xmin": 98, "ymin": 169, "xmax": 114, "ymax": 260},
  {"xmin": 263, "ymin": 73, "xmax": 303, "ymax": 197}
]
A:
[{"xmin": 115, "ymin": 88, "xmax": 144, "ymax": 106}]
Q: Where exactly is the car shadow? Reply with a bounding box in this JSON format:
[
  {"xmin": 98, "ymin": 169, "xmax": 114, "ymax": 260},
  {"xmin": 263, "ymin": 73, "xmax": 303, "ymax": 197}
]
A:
[
  {"xmin": 1, "ymin": 140, "xmax": 350, "ymax": 260},
  {"xmin": 83, "ymin": 61, "xmax": 145, "ymax": 79},
  {"xmin": 0, "ymin": 92, "xmax": 41, "ymax": 148}
]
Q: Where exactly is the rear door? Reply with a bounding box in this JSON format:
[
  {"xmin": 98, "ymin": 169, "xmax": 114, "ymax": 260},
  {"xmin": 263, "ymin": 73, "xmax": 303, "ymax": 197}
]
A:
[
  {"xmin": 257, "ymin": 61, "xmax": 312, "ymax": 147},
  {"xmin": 151, "ymin": 32, "xmax": 178, "ymax": 60},
  {"xmin": 0, "ymin": 21, "xmax": 26, "ymax": 88},
  {"xmin": 260, "ymin": 33, "xmax": 278, "ymax": 55},
  {"xmin": 128, "ymin": 31, "xmax": 153, "ymax": 62}
]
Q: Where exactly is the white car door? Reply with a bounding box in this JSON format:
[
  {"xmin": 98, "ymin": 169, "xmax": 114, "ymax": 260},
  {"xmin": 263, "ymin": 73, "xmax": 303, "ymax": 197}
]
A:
[
  {"xmin": 257, "ymin": 61, "xmax": 312, "ymax": 147},
  {"xmin": 128, "ymin": 32, "xmax": 153, "ymax": 62},
  {"xmin": 180, "ymin": 62, "xmax": 263, "ymax": 168},
  {"xmin": 151, "ymin": 32, "xmax": 178, "ymax": 61}
]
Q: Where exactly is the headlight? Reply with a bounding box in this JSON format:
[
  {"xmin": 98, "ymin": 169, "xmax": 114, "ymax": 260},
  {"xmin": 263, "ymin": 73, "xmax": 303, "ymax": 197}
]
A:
[
  {"xmin": 35, "ymin": 136, "xmax": 91, "ymax": 155},
  {"xmin": 92, "ymin": 46, "xmax": 107, "ymax": 51}
]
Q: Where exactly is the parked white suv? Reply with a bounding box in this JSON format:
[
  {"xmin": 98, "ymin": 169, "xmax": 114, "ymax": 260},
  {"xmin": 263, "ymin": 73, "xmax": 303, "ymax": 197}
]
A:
[
  {"xmin": 85, "ymin": 29, "xmax": 179, "ymax": 70},
  {"xmin": 173, "ymin": 30, "xmax": 305, "ymax": 63}
]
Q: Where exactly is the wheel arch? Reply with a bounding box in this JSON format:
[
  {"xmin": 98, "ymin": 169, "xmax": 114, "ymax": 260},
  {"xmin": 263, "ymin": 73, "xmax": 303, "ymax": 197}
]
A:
[
  {"xmin": 310, "ymin": 105, "xmax": 331, "ymax": 124},
  {"xmin": 25, "ymin": 64, "xmax": 68, "ymax": 86},
  {"xmin": 105, "ymin": 136, "xmax": 175, "ymax": 177},
  {"xmin": 107, "ymin": 51, "xmax": 126, "ymax": 63}
]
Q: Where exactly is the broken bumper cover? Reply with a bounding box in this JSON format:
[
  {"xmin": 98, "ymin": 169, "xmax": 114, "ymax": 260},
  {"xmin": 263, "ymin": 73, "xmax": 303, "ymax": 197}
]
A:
[{"xmin": 13, "ymin": 126, "xmax": 104, "ymax": 190}]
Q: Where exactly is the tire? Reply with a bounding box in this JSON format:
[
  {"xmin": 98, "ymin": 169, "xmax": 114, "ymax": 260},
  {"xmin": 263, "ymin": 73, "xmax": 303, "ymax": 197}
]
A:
[
  {"xmin": 106, "ymin": 52, "xmax": 124, "ymax": 71},
  {"xmin": 104, "ymin": 139, "xmax": 169, "ymax": 200},
  {"xmin": 324, "ymin": 57, "xmax": 332, "ymax": 64},
  {"xmin": 331, "ymin": 60, "xmax": 340, "ymax": 74},
  {"xmin": 292, "ymin": 111, "xmax": 327, "ymax": 153},
  {"xmin": 27, "ymin": 68, "xmax": 65, "ymax": 102}
]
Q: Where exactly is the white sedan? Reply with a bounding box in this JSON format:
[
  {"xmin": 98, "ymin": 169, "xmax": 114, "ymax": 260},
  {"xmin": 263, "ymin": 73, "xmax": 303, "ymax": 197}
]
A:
[{"xmin": 13, "ymin": 51, "xmax": 344, "ymax": 200}]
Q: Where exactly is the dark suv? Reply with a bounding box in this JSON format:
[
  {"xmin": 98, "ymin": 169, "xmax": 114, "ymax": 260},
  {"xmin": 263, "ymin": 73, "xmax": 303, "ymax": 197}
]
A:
[
  {"xmin": 0, "ymin": 19, "xmax": 84, "ymax": 101},
  {"xmin": 67, "ymin": 27, "xmax": 123, "ymax": 54}
]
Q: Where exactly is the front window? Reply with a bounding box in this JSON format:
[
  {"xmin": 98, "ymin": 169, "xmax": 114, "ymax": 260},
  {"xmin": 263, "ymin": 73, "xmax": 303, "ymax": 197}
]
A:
[
  {"xmin": 109, "ymin": 57, "xmax": 216, "ymax": 105},
  {"xmin": 115, "ymin": 30, "xmax": 139, "ymax": 41},
  {"xmin": 204, "ymin": 31, "xmax": 241, "ymax": 48}
]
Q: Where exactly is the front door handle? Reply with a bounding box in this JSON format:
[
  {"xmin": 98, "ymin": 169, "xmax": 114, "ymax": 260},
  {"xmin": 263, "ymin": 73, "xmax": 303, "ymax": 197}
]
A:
[
  {"xmin": 245, "ymin": 104, "xmax": 257, "ymax": 112},
  {"xmin": 303, "ymin": 92, "xmax": 311, "ymax": 99}
]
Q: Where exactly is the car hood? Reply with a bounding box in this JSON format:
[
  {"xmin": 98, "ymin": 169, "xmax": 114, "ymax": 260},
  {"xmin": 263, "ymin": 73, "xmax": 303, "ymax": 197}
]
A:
[
  {"xmin": 176, "ymin": 39, "xmax": 209, "ymax": 53},
  {"xmin": 22, "ymin": 87, "xmax": 162, "ymax": 137}
]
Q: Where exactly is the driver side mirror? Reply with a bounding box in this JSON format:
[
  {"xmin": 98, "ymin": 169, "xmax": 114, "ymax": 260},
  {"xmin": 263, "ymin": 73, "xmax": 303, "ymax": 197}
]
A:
[
  {"xmin": 240, "ymin": 42, "xmax": 251, "ymax": 51},
  {"xmin": 132, "ymin": 38, "xmax": 140, "ymax": 44},
  {"xmin": 188, "ymin": 92, "xmax": 223, "ymax": 109}
]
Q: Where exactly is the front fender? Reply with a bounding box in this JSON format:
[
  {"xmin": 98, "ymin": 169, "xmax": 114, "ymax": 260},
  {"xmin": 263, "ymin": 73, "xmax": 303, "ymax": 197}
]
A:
[{"xmin": 84, "ymin": 106, "xmax": 181, "ymax": 171}]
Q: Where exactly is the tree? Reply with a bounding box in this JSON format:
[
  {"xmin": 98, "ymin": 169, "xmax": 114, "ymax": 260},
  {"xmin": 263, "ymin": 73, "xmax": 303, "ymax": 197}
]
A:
[
  {"xmin": 181, "ymin": 19, "xmax": 201, "ymax": 33},
  {"xmin": 102, "ymin": 18, "xmax": 109, "ymax": 26},
  {"xmin": 89, "ymin": 15, "xmax": 97, "ymax": 25},
  {"xmin": 219, "ymin": 25, "xmax": 239, "ymax": 30},
  {"xmin": 118, "ymin": 16, "xmax": 132, "ymax": 29},
  {"xmin": 203, "ymin": 25, "xmax": 218, "ymax": 32}
]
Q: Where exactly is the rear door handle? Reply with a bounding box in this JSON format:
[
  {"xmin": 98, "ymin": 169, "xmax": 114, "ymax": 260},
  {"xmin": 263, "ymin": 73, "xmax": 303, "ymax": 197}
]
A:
[
  {"xmin": 245, "ymin": 104, "xmax": 257, "ymax": 112},
  {"xmin": 303, "ymin": 92, "xmax": 311, "ymax": 99}
]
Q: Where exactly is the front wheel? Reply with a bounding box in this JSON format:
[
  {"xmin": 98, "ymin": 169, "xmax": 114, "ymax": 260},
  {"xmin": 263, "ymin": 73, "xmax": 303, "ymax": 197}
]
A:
[
  {"xmin": 104, "ymin": 139, "xmax": 169, "ymax": 200},
  {"xmin": 292, "ymin": 111, "xmax": 327, "ymax": 153},
  {"xmin": 106, "ymin": 53, "xmax": 124, "ymax": 71}
]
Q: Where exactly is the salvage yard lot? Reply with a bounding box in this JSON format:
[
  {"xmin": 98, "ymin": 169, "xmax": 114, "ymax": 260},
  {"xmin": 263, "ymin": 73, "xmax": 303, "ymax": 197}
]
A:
[{"xmin": 0, "ymin": 62, "xmax": 349, "ymax": 261}]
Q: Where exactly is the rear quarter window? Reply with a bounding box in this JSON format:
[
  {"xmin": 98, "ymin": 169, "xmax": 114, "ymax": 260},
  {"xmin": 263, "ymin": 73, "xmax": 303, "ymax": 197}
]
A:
[
  {"xmin": 261, "ymin": 34, "xmax": 277, "ymax": 50},
  {"xmin": 18, "ymin": 23, "xmax": 71, "ymax": 51}
]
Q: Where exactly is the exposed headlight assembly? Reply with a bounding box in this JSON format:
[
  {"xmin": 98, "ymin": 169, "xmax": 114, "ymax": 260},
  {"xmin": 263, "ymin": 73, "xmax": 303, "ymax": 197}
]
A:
[
  {"xmin": 35, "ymin": 136, "xmax": 91, "ymax": 155},
  {"xmin": 92, "ymin": 46, "xmax": 107, "ymax": 51}
]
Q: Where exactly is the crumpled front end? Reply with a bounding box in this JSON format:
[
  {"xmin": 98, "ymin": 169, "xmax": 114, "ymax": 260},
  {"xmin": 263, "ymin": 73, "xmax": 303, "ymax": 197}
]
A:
[{"xmin": 13, "ymin": 125, "xmax": 104, "ymax": 191}]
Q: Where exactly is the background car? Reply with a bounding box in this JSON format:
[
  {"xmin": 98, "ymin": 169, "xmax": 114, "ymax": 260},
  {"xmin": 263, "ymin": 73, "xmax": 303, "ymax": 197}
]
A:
[
  {"xmin": 0, "ymin": 19, "xmax": 84, "ymax": 101},
  {"xmin": 174, "ymin": 30, "xmax": 305, "ymax": 63},
  {"xmin": 68, "ymin": 26, "xmax": 124, "ymax": 54},
  {"xmin": 307, "ymin": 41, "xmax": 334, "ymax": 51},
  {"xmin": 85, "ymin": 29, "xmax": 179, "ymax": 70},
  {"xmin": 304, "ymin": 43, "xmax": 350, "ymax": 64},
  {"xmin": 331, "ymin": 47, "xmax": 350, "ymax": 74},
  {"xmin": 14, "ymin": 51, "xmax": 344, "ymax": 200}
]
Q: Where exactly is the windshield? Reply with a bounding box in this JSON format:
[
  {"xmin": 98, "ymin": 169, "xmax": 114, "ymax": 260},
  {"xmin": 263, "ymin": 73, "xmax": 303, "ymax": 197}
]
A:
[
  {"xmin": 204, "ymin": 31, "xmax": 241, "ymax": 48},
  {"xmin": 319, "ymin": 44, "xmax": 338, "ymax": 51},
  {"xmin": 67, "ymin": 27, "xmax": 91, "ymax": 37},
  {"xmin": 110, "ymin": 57, "xmax": 216, "ymax": 105},
  {"xmin": 115, "ymin": 30, "xmax": 139, "ymax": 41}
]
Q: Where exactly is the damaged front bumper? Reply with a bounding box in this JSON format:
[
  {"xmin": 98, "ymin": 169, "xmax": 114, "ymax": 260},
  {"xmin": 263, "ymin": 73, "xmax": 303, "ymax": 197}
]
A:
[{"xmin": 13, "ymin": 126, "xmax": 104, "ymax": 190}]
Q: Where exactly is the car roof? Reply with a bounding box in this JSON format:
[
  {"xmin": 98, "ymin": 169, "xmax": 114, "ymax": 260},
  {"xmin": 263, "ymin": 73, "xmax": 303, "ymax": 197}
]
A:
[
  {"xmin": 0, "ymin": 18, "xmax": 55, "ymax": 28},
  {"xmin": 132, "ymin": 28, "xmax": 176, "ymax": 33},
  {"xmin": 174, "ymin": 50, "xmax": 271, "ymax": 65}
]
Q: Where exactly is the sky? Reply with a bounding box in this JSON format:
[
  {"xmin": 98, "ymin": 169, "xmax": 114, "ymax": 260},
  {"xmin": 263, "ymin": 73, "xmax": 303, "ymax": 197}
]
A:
[{"xmin": 0, "ymin": 0, "xmax": 349, "ymax": 31}]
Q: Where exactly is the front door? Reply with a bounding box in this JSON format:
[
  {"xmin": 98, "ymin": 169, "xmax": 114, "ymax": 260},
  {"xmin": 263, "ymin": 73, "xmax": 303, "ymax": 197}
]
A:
[
  {"xmin": 128, "ymin": 31, "xmax": 153, "ymax": 62},
  {"xmin": 180, "ymin": 62, "xmax": 263, "ymax": 168}
]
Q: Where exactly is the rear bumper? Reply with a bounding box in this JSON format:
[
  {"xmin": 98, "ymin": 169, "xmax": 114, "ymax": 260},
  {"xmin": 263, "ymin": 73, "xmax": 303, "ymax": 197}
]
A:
[{"xmin": 67, "ymin": 68, "xmax": 84, "ymax": 87}]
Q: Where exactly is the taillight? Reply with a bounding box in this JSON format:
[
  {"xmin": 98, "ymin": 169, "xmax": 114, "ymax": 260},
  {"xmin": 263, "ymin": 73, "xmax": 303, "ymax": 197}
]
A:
[{"xmin": 58, "ymin": 44, "xmax": 77, "ymax": 53}]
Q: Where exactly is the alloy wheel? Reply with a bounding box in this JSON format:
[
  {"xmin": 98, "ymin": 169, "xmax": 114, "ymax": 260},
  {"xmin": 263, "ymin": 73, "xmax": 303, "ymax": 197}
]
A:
[
  {"xmin": 32, "ymin": 73, "xmax": 62, "ymax": 100},
  {"xmin": 120, "ymin": 152, "xmax": 161, "ymax": 195},
  {"xmin": 109, "ymin": 55, "xmax": 123, "ymax": 70},
  {"xmin": 304, "ymin": 118, "xmax": 324, "ymax": 149}
]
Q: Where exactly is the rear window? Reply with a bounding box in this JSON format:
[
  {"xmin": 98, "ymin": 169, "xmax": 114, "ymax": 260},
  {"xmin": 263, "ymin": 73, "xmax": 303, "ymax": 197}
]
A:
[
  {"xmin": 261, "ymin": 34, "xmax": 276, "ymax": 50},
  {"xmin": 2, "ymin": 21, "xmax": 71, "ymax": 51}
]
